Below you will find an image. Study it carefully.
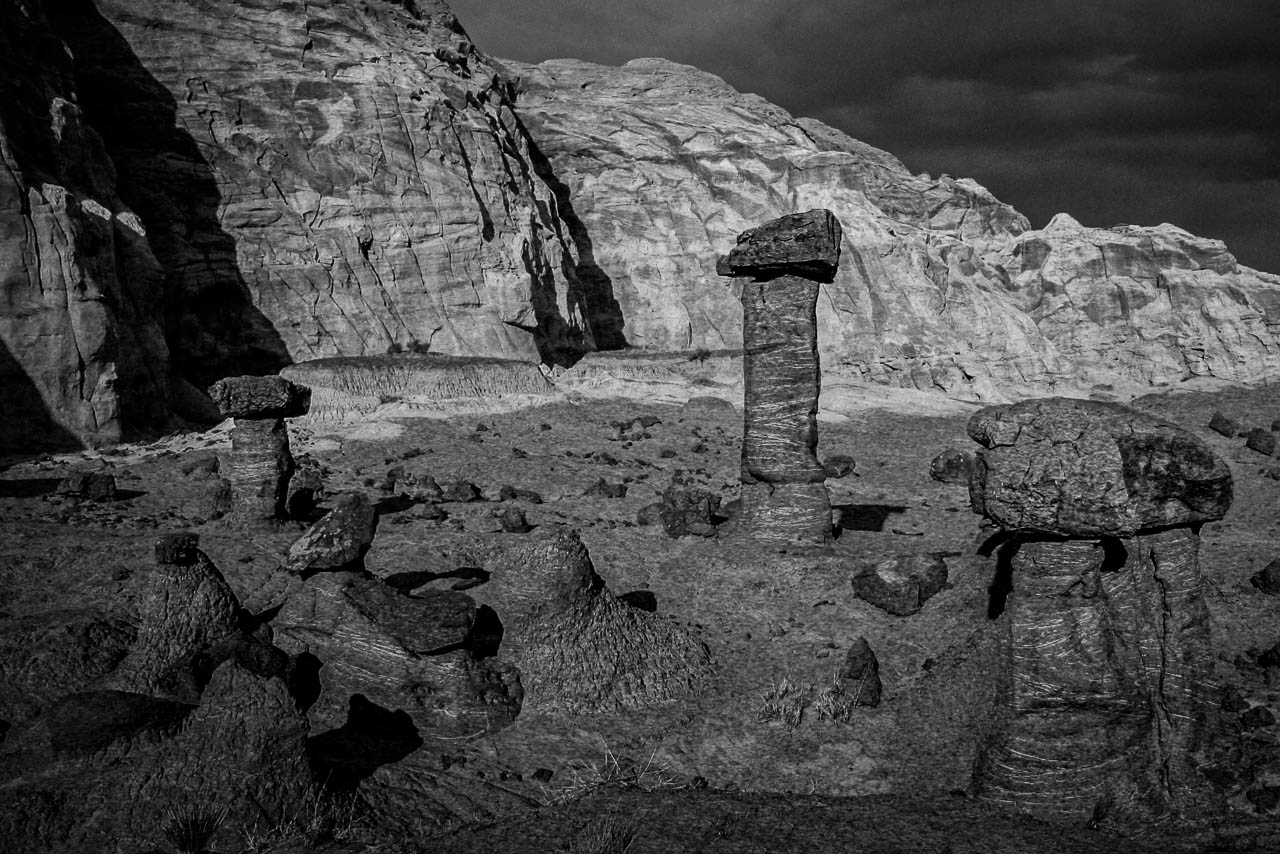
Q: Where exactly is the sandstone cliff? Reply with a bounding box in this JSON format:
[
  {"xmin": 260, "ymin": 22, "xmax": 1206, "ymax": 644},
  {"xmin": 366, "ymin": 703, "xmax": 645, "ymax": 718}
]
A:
[
  {"xmin": 4, "ymin": 0, "xmax": 1280, "ymax": 450},
  {"xmin": 509, "ymin": 56, "xmax": 1280, "ymax": 399}
]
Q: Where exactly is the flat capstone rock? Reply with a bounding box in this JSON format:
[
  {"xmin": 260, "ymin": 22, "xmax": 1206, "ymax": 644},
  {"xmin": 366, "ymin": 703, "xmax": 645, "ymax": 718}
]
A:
[{"xmin": 208, "ymin": 375, "xmax": 311, "ymax": 419}]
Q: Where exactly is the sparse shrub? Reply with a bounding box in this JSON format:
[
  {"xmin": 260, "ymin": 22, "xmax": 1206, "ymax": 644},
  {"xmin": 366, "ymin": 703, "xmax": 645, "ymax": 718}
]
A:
[
  {"xmin": 160, "ymin": 805, "xmax": 226, "ymax": 854},
  {"xmin": 757, "ymin": 676, "xmax": 812, "ymax": 729},
  {"xmin": 239, "ymin": 788, "xmax": 367, "ymax": 853},
  {"xmin": 541, "ymin": 746, "xmax": 681, "ymax": 806},
  {"xmin": 570, "ymin": 811, "xmax": 639, "ymax": 854}
]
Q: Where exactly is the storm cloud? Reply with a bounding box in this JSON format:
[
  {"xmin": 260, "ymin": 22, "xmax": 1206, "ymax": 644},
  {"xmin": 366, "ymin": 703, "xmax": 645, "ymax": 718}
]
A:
[{"xmin": 449, "ymin": 0, "xmax": 1279, "ymax": 272}]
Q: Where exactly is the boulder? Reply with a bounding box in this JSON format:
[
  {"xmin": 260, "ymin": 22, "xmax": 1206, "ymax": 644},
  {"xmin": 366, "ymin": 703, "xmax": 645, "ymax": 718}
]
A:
[
  {"xmin": 837, "ymin": 637, "xmax": 882, "ymax": 708},
  {"xmin": 1246, "ymin": 428, "xmax": 1277, "ymax": 457},
  {"xmin": 1209, "ymin": 412, "xmax": 1241, "ymax": 437},
  {"xmin": 1252, "ymin": 559, "xmax": 1280, "ymax": 595},
  {"xmin": 285, "ymin": 493, "xmax": 377, "ymax": 575},
  {"xmin": 657, "ymin": 486, "xmax": 721, "ymax": 538},
  {"xmin": 969, "ymin": 398, "xmax": 1232, "ymax": 536},
  {"xmin": 929, "ymin": 448, "xmax": 976, "ymax": 485},
  {"xmin": 55, "ymin": 472, "xmax": 117, "ymax": 502},
  {"xmin": 851, "ymin": 554, "xmax": 949, "ymax": 616}
]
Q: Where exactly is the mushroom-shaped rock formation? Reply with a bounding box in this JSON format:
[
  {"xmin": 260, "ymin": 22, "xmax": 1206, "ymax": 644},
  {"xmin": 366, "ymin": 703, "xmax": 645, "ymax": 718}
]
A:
[
  {"xmin": 718, "ymin": 209, "xmax": 842, "ymax": 544},
  {"xmin": 968, "ymin": 397, "xmax": 1231, "ymax": 822},
  {"xmin": 480, "ymin": 527, "xmax": 712, "ymax": 714},
  {"xmin": 272, "ymin": 572, "xmax": 521, "ymax": 738},
  {"xmin": 208, "ymin": 375, "xmax": 311, "ymax": 523}
]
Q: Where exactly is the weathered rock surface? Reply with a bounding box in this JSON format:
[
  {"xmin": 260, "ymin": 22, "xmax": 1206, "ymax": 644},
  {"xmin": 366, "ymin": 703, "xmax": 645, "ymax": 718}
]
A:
[
  {"xmin": 969, "ymin": 397, "xmax": 1232, "ymax": 536},
  {"xmin": 272, "ymin": 571, "xmax": 521, "ymax": 737},
  {"xmin": 929, "ymin": 448, "xmax": 975, "ymax": 485},
  {"xmin": 512, "ymin": 57, "xmax": 1280, "ymax": 396},
  {"xmin": 851, "ymin": 554, "xmax": 949, "ymax": 617},
  {"xmin": 1253, "ymin": 559, "xmax": 1280, "ymax": 595},
  {"xmin": 285, "ymin": 492, "xmax": 377, "ymax": 574},
  {"xmin": 208, "ymin": 374, "xmax": 311, "ymax": 420}
]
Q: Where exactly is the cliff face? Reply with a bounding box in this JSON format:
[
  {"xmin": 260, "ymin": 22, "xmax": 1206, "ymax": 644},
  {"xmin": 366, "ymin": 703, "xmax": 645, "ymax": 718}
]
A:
[
  {"xmin": 510, "ymin": 57, "xmax": 1280, "ymax": 399},
  {"xmin": 0, "ymin": 1, "xmax": 170, "ymax": 449},
  {"xmin": 3, "ymin": 0, "xmax": 1279, "ymax": 450}
]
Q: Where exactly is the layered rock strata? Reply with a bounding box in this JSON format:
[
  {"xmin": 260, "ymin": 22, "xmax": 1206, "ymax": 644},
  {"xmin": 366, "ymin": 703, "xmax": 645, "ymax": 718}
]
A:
[
  {"xmin": 719, "ymin": 210, "xmax": 839, "ymax": 543},
  {"xmin": 968, "ymin": 397, "xmax": 1231, "ymax": 821},
  {"xmin": 209, "ymin": 375, "xmax": 310, "ymax": 522}
]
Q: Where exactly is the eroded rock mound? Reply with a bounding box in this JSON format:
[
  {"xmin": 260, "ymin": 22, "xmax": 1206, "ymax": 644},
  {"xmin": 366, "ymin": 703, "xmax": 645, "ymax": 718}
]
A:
[{"xmin": 480, "ymin": 527, "xmax": 711, "ymax": 714}]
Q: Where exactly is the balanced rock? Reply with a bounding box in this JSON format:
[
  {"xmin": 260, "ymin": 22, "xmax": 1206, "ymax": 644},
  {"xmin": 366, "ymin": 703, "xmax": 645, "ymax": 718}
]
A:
[
  {"xmin": 969, "ymin": 397, "xmax": 1232, "ymax": 536},
  {"xmin": 207, "ymin": 375, "xmax": 310, "ymax": 420},
  {"xmin": 285, "ymin": 493, "xmax": 377, "ymax": 575}
]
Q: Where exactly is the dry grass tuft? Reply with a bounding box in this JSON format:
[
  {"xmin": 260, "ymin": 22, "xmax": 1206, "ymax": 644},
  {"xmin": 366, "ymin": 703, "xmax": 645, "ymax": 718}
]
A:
[{"xmin": 757, "ymin": 676, "xmax": 812, "ymax": 729}]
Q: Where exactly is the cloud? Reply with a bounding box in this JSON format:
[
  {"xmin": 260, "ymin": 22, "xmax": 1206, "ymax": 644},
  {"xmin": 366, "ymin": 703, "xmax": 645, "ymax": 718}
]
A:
[{"xmin": 448, "ymin": 0, "xmax": 1280, "ymax": 271}]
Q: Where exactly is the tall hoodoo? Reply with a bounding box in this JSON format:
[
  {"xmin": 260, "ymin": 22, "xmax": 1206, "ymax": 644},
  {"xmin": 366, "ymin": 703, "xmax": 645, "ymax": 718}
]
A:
[
  {"xmin": 718, "ymin": 209, "xmax": 842, "ymax": 543},
  {"xmin": 208, "ymin": 375, "xmax": 311, "ymax": 523},
  {"xmin": 968, "ymin": 397, "xmax": 1232, "ymax": 821}
]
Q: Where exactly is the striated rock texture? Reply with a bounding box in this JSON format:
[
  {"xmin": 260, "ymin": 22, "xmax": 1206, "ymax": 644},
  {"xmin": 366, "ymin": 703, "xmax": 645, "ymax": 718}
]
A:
[
  {"xmin": 511, "ymin": 57, "xmax": 1280, "ymax": 397},
  {"xmin": 969, "ymin": 397, "xmax": 1229, "ymax": 822},
  {"xmin": 723, "ymin": 210, "xmax": 838, "ymax": 543}
]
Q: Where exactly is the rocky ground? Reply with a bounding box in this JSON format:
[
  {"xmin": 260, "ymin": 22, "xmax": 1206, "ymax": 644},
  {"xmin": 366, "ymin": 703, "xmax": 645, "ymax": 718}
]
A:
[{"xmin": 2, "ymin": 376, "xmax": 1280, "ymax": 853}]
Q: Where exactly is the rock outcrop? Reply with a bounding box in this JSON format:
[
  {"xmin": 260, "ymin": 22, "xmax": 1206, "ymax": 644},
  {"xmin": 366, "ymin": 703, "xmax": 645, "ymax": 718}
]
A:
[{"xmin": 511, "ymin": 57, "xmax": 1280, "ymax": 397}]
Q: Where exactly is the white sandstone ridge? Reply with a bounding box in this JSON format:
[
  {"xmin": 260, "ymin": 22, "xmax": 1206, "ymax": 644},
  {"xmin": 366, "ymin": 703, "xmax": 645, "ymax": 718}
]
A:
[
  {"xmin": 510, "ymin": 56, "xmax": 1280, "ymax": 398},
  {"xmin": 281, "ymin": 354, "xmax": 556, "ymax": 423}
]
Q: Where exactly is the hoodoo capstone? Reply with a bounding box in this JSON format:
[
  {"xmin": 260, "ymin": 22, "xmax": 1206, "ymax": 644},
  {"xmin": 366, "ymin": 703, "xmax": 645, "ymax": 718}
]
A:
[
  {"xmin": 719, "ymin": 210, "xmax": 842, "ymax": 544},
  {"xmin": 968, "ymin": 397, "xmax": 1231, "ymax": 821}
]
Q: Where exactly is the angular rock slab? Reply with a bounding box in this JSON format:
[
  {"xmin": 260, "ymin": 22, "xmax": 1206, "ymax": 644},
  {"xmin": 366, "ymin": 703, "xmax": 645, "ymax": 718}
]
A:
[
  {"xmin": 285, "ymin": 492, "xmax": 377, "ymax": 574},
  {"xmin": 717, "ymin": 209, "xmax": 842, "ymax": 281},
  {"xmin": 272, "ymin": 572, "xmax": 521, "ymax": 738},
  {"xmin": 969, "ymin": 397, "xmax": 1232, "ymax": 536}
]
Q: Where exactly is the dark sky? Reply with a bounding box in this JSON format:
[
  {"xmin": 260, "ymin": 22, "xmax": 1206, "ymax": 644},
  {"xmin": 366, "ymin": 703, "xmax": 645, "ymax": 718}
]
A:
[{"xmin": 449, "ymin": 0, "xmax": 1280, "ymax": 273}]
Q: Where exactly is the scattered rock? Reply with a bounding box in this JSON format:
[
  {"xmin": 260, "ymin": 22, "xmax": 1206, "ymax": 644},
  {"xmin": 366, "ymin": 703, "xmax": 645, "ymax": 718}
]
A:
[
  {"xmin": 584, "ymin": 478, "xmax": 627, "ymax": 499},
  {"xmin": 1246, "ymin": 428, "xmax": 1277, "ymax": 457},
  {"xmin": 1209, "ymin": 411, "xmax": 1241, "ymax": 437},
  {"xmin": 658, "ymin": 486, "xmax": 721, "ymax": 538},
  {"xmin": 55, "ymin": 471, "xmax": 117, "ymax": 502},
  {"xmin": 498, "ymin": 484, "xmax": 543, "ymax": 503},
  {"xmin": 636, "ymin": 503, "xmax": 663, "ymax": 526},
  {"xmin": 929, "ymin": 448, "xmax": 976, "ymax": 485},
  {"xmin": 680, "ymin": 396, "xmax": 734, "ymax": 415},
  {"xmin": 837, "ymin": 637, "xmax": 882, "ymax": 708},
  {"xmin": 1252, "ymin": 559, "xmax": 1280, "ymax": 595},
  {"xmin": 497, "ymin": 505, "xmax": 533, "ymax": 534},
  {"xmin": 1247, "ymin": 786, "xmax": 1280, "ymax": 813},
  {"xmin": 285, "ymin": 493, "xmax": 377, "ymax": 575},
  {"xmin": 821, "ymin": 454, "xmax": 857, "ymax": 479},
  {"xmin": 394, "ymin": 467, "xmax": 444, "ymax": 502},
  {"xmin": 851, "ymin": 554, "xmax": 949, "ymax": 616},
  {"xmin": 442, "ymin": 480, "xmax": 483, "ymax": 503},
  {"xmin": 1242, "ymin": 706, "xmax": 1277, "ymax": 730}
]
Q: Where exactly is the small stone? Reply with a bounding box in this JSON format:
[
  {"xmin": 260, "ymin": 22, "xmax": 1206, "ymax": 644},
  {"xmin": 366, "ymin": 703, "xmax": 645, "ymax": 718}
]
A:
[
  {"xmin": 1246, "ymin": 428, "xmax": 1278, "ymax": 456},
  {"xmin": 207, "ymin": 375, "xmax": 311, "ymax": 419},
  {"xmin": 498, "ymin": 505, "xmax": 532, "ymax": 534},
  {"xmin": 442, "ymin": 480, "xmax": 483, "ymax": 503},
  {"xmin": 837, "ymin": 637, "xmax": 882, "ymax": 707},
  {"xmin": 498, "ymin": 484, "xmax": 543, "ymax": 503},
  {"xmin": 851, "ymin": 553, "xmax": 948, "ymax": 616},
  {"xmin": 658, "ymin": 486, "xmax": 720, "ymax": 538},
  {"xmin": 531, "ymin": 768, "xmax": 554, "ymax": 783},
  {"xmin": 56, "ymin": 471, "xmax": 117, "ymax": 501},
  {"xmin": 1208, "ymin": 411, "xmax": 1241, "ymax": 437},
  {"xmin": 929, "ymin": 448, "xmax": 976, "ymax": 485},
  {"xmin": 1241, "ymin": 706, "xmax": 1277, "ymax": 730},
  {"xmin": 1252, "ymin": 559, "xmax": 1280, "ymax": 595},
  {"xmin": 636, "ymin": 503, "xmax": 663, "ymax": 526},
  {"xmin": 584, "ymin": 478, "xmax": 627, "ymax": 499},
  {"xmin": 822, "ymin": 454, "xmax": 857, "ymax": 479},
  {"xmin": 155, "ymin": 532, "xmax": 200, "ymax": 566}
]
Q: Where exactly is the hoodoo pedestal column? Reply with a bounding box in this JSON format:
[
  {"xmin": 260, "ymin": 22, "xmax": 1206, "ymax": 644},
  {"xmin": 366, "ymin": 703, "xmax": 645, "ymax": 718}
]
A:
[{"xmin": 718, "ymin": 209, "xmax": 842, "ymax": 544}]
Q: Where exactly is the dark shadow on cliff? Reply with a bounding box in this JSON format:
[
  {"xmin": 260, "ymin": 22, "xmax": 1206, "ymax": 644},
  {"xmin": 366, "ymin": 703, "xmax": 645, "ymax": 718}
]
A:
[
  {"xmin": 513, "ymin": 115, "xmax": 627, "ymax": 367},
  {"xmin": 47, "ymin": 0, "xmax": 291, "ymax": 392},
  {"xmin": 0, "ymin": 339, "xmax": 82, "ymax": 457}
]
